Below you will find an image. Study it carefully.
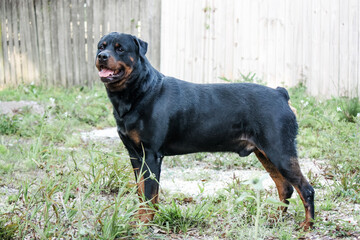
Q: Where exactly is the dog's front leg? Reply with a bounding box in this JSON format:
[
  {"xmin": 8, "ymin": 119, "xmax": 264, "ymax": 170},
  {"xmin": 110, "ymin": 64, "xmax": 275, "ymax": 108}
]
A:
[{"xmin": 130, "ymin": 151, "xmax": 162, "ymax": 223}]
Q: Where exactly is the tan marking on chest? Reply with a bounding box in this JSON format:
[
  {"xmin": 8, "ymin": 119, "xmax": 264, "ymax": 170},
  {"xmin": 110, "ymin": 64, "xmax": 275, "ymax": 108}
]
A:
[{"xmin": 128, "ymin": 129, "xmax": 141, "ymax": 146}]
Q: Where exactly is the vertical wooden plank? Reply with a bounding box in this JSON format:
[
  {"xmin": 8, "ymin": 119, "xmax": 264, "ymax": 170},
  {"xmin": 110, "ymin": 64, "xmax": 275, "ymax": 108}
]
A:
[
  {"xmin": 266, "ymin": 0, "xmax": 277, "ymax": 86},
  {"xmin": 70, "ymin": 0, "xmax": 80, "ymax": 86},
  {"xmin": 302, "ymin": 0, "xmax": 312, "ymax": 89},
  {"xmin": 293, "ymin": 0, "xmax": 303, "ymax": 88},
  {"xmin": 258, "ymin": 0, "xmax": 268, "ymax": 82},
  {"xmin": 224, "ymin": 0, "xmax": 234, "ymax": 79},
  {"xmin": 12, "ymin": 0, "xmax": 22, "ymax": 85},
  {"xmin": 183, "ymin": 0, "xmax": 192, "ymax": 81},
  {"xmin": 248, "ymin": 0, "xmax": 259, "ymax": 78},
  {"xmin": 28, "ymin": 0, "xmax": 40, "ymax": 84},
  {"xmin": 7, "ymin": 0, "xmax": 16, "ymax": 85},
  {"xmin": 56, "ymin": 0, "xmax": 66, "ymax": 86},
  {"xmin": 284, "ymin": 0, "xmax": 293, "ymax": 87},
  {"xmin": 18, "ymin": 0, "xmax": 29, "ymax": 85},
  {"xmin": 328, "ymin": 0, "xmax": 340, "ymax": 97},
  {"xmin": 86, "ymin": 0, "xmax": 96, "ymax": 86},
  {"xmin": 232, "ymin": 0, "xmax": 242, "ymax": 81},
  {"xmin": 78, "ymin": 0, "xmax": 87, "ymax": 85},
  {"xmin": 35, "ymin": 0, "xmax": 45, "ymax": 83},
  {"xmin": 101, "ymin": 0, "xmax": 108, "ymax": 35},
  {"xmin": 176, "ymin": 0, "xmax": 189, "ymax": 79},
  {"xmin": 274, "ymin": 0, "xmax": 285, "ymax": 87},
  {"xmin": 191, "ymin": 0, "xmax": 204, "ymax": 83},
  {"xmin": 62, "ymin": 0, "xmax": 72, "ymax": 87},
  {"xmin": 93, "ymin": 0, "xmax": 101, "ymax": 41},
  {"xmin": 109, "ymin": 0, "xmax": 118, "ymax": 32},
  {"xmin": 0, "ymin": 0, "xmax": 7, "ymax": 86},
  {"xmin": 358, "ymin": 1, "xmax": 360, "ymax": 97},
  {"xmin": 114, "ymin": 0, "xmax": 122, "ymax": 32},
  {"xmin": 309, "ymin": 0, "xmax": 321, "ymax": 96},
  {"xmin": 349, "ymin": 0, "xmax": 359, "ymax": 97},
  {"xmin": 41, "ymin": 0, "xmax": 52, "ymax": 85},
  {"xmin": 50, "ymin": 1, "xmax": 60, "ymax": 85},
  {"xmin": 130, "ymin": 0, "xmax": 140, "ymax": 35},
  {"xmin": 202, "ymin": 0, "xmax": 210, "ymax": 83},
  {"xmin": 140, "ymin": 0, "xmax": 161, "ymax": 70},
  {"xmin": 339, "ymin": 0, "xmax": 349, "ymax": 96},
  {"xmin": 319, "ymin": 0, "xmax": 331, "ymax": 97}
]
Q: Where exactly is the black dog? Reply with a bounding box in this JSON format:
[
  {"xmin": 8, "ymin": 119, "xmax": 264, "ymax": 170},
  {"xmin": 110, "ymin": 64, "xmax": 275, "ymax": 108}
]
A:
[{"xmin": 95, "ymin": 32, "xmax": 315, "ymax": 230}]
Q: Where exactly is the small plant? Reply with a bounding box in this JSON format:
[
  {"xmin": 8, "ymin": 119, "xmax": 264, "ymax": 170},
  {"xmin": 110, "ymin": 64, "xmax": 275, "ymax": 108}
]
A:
[
  {"xmin": 154, "ymin": 200, "xmax": 213, "ymax": 233},
  {"xmin": 0, "ymin": 114, "xmax": 20, "ymax": 135},
  {"xmin": 236, "ymin": 175, "xmax": 288, "ymax": 239},
  {"xmin": 337, "ymin": 97, "xmax": 360, "ymax": 123},
  {"xmin": 0, "ymin": 217, "xmax": 17, "ymax": 240}
]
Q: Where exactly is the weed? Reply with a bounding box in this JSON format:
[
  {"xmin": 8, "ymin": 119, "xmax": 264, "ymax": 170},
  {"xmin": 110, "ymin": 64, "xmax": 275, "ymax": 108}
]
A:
[
  {"xmin": 0, "ymin": 114, "xmax": 20, "ymax": 135},
  {"xmin": 0, "ymin": 217, "xmax": 17, "ymax": 240},
  {"xmin": 337, "ymin": 97, "xmax": 360, "ymax": 123},
  {"xmin": 154, "ymin": 200, "xmax": 214, "ymax": 233},
  {"xmin": 1, "ymin": 83, "xmax": 360, "ymax": 238}
]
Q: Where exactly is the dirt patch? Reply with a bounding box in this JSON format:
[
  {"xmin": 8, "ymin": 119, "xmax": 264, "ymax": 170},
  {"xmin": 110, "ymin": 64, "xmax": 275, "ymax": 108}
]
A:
[
  {"xmin": 80, "ymin": 128, "xmax": 326, "ymax": 197},
  {"xmin": 80, "ymin": 127, "xmax": 119, "ymax": 143},
  {"xmin": 0, "ymin": 101, "xmax": 45, "ymax": 116}
]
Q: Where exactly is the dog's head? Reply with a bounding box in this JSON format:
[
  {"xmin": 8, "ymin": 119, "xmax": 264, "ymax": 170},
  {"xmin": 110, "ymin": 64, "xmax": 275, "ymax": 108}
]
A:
[{"xmin": 95, "ymin": 32, "xmax": 148, "ymax": 92}]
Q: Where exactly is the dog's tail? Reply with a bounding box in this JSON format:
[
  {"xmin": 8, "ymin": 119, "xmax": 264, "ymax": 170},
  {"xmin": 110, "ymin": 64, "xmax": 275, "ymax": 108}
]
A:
[
  {"xmin": 276, "ymin": 87, "xmax": 290, "ymax": 101},
  {"xmin": 276, "ymin": 87, "xmax": 297, "ymax": 116}
]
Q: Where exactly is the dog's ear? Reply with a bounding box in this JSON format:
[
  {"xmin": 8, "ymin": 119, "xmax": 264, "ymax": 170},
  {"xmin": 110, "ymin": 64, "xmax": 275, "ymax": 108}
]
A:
[{"xmin": 132, "ymin": 35, "xmax": 148, "ymax": 57}]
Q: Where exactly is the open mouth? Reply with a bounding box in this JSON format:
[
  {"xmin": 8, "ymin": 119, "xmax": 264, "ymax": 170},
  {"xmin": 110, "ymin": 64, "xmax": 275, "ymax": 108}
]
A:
[{"xmin": 98, "ymin": 66, "xmax": 124, "ymax": 84}]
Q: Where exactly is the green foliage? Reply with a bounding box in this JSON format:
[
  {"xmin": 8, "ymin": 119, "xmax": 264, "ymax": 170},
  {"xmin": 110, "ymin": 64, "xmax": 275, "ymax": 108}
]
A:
[
  {"xmin": 1, "ymin": 82, "xmax": 360, "ymax": 238},
  {"xmin": 0, "ymin": 114, "xmax": 20, "ymax": 135},
  {"xmin": 0, "ymin": 217, "xmax": 17, "ymax": 240},
  {"xmin": 154, "ymin": 200, "xmax": 213, "ymax": 233},
  {"xmin": 338, "ymin": 97, "xmax": 360, "ymax": 122}
]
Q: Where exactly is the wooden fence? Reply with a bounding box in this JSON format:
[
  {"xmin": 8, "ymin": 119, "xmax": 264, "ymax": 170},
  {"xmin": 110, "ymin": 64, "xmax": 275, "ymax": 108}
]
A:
[
  {"xmin": 161, "ymin": 0, "xmax": 360, "ymax": 98},
  {"xmin": 1, "ymin": 0, "xmax": 360, "ymax": 98},
  {"xmin": 0, "ymin": 0, "xmax": 161, "ymax": 87}
]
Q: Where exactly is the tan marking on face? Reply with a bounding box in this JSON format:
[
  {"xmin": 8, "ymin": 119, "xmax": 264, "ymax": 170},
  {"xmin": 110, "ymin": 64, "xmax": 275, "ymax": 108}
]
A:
[
  {"xmin": 105, "ymin": 59, "xmax": 134, "ymax": 92},
  {"xmin": 115, "ymin": 43, "xmax": 120, "ymax": 48}
]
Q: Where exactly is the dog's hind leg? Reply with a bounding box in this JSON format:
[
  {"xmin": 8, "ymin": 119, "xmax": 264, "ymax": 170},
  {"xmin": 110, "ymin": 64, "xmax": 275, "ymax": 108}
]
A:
[
  {"xmin": 277, "ymin": 156, "xmax": 315, "ymax": 230},
  {"xmin": 254, "ymin": 149, "xmax": 294, "ymax": 213},
  {"xmin": 261, "ymin": 149, "xmax": 315, "ymax": 230}
]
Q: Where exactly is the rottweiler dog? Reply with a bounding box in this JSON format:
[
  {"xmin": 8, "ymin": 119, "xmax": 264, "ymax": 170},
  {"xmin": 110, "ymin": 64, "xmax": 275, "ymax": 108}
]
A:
[{"xmin": 95, "ymin": 32, "xmax": 315, "ymax": 230}]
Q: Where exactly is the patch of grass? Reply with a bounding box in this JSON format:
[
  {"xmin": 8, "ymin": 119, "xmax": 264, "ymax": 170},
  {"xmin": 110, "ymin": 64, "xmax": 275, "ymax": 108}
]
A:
[
  {"xmin": 0, "ymin": 217, "xmax": 17, "ymax": 240},
  {"xmin": 0, "ymin": 114, "xmax": 20, "ymax": 135},
  {"xmin": 1, "ymin": 82, "xmax": 360, "ymax": 238},
  {"xmin": 154, "ymin": 200, "xmax": 214, "ymax": 234}
]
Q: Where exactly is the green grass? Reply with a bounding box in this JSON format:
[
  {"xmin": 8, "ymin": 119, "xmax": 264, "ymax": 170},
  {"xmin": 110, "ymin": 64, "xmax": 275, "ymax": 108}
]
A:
[{"xmin": 0, "ymin": 81, "xmax": 359, "ymax": 239}]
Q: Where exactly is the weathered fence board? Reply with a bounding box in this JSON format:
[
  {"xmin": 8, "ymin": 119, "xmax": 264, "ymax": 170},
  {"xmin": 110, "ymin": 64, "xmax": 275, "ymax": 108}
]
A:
[
  {"xmin": 1, "ymin": 0, "xmax": 360, "ymax": 98},
  {"xmin": 0, "ymin": 0, "xmax": 161, "ymax": 87},
  {"xmin": 161, "ymin": 0, "xmax": 360, "ymax": 98}
]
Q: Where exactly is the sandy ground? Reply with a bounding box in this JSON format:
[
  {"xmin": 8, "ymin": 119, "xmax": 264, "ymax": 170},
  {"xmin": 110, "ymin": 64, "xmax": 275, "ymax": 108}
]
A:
[
  {"xmin": 80, "ymin": 127, "xmax": 325, "ymax": 197},
  {"xmin": 0, "ymin": 101, "xmax": 45, "ymax": 116}
]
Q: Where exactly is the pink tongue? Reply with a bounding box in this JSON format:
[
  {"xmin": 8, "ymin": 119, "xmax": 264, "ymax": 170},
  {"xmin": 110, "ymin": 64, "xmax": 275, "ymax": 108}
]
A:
[{"xmin": 99, "ymin": 69, "xmax": 115, "ymax": 77}]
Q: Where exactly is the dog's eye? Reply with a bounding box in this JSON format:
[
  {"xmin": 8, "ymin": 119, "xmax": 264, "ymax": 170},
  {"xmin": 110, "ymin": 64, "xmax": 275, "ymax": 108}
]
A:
[
  {"xmin": 98, "ymin": 45, "xmax": 105, "ymax": 50},
  {"xmin": 116, "ymin": 47, "xmax": 124, "ymax": 53}
]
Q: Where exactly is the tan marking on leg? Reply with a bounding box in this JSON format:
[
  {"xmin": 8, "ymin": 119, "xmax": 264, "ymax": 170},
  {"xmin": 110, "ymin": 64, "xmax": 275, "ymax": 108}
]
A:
[{"xmin": 254, "ymin": 149, "xmax": 292, "ymax": 213}]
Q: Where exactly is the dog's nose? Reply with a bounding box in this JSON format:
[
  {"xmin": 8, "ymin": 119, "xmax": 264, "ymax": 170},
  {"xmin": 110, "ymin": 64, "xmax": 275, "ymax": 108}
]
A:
[{"xmin": 98, "ymin": 52, "xmax": 109, "ymax": 62}]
